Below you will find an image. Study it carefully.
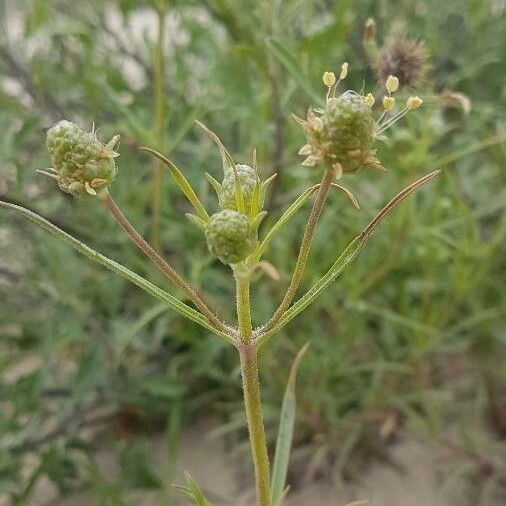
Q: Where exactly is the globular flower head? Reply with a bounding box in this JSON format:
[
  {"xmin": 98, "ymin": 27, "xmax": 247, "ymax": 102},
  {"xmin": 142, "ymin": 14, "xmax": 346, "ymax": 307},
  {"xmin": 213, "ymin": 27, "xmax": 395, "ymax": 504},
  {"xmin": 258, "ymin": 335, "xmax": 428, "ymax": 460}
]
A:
[
  {"xmin": 221, "ymin": 164, "xmax": 258, "ymax": 213},
  {"xmin": 44, "ymin": 120, "xmax": 119, "ymax": 197},
  {"xmin": 377, "ymin": 36, "xmax": 428, "ymax": 89},
  {"xmin": 407, "ymin": 96, "xmax": 423, "ymax": 110},
  {"xmin": 197, "ymin": 121, "xmax": 271, "ymax": 216},
  {"xmin": 205, "ymin": 209, "xmax": 256, "ymax": 264},
  {"xmin": 296, "ymin": 64, "xmax": 424, "ymax": 176},
  {"xmin": 297, "ymin": 91, "xmax": 381, "ymax": 175}
]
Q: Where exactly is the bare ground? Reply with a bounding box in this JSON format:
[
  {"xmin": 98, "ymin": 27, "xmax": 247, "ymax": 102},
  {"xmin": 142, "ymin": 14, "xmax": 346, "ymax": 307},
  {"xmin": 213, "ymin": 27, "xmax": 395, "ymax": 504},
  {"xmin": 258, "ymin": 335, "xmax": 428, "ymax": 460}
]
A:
[{"xmin": 25, "ymin": 420, "xmax": 460, "ymax": 506}]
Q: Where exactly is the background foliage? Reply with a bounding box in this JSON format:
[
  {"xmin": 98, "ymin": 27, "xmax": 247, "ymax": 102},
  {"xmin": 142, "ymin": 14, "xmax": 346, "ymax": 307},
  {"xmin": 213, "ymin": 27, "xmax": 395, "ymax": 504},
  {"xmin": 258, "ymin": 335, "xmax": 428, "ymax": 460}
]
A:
[{"xmin": 0, "ymin": 0, "xmax": 505, "ymax": 504}]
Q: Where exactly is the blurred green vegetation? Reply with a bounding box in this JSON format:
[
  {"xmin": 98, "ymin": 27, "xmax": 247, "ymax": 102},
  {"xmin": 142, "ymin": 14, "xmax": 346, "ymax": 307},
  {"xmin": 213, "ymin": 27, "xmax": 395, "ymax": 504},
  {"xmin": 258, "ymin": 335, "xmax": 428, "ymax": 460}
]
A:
[{"xmin": 0, "ymin": 0, "xmax": 504, "ymax": 504}]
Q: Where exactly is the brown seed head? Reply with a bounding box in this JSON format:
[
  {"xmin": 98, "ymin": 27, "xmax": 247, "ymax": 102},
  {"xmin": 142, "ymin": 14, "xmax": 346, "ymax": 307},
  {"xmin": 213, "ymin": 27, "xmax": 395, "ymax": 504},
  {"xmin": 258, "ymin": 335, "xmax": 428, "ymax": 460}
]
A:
[{"xmin": 377, "ymin": 36, "xmax": 428, "ymax": 88}]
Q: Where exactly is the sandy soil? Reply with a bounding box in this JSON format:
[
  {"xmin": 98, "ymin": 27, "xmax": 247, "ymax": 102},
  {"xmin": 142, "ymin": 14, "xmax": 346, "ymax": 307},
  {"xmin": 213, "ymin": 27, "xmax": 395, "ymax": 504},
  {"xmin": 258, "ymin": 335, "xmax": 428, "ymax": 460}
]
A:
[{"xmin": 25, "ymin": 421, "xmax": 458, "ymax": 506}]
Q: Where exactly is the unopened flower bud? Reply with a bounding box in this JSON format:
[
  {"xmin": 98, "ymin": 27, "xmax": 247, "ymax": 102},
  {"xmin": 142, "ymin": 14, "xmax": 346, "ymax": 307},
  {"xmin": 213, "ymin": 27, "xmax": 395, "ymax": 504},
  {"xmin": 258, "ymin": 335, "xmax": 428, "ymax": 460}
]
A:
[
  {"xmin": 382, "ymin": 96, "xmax": 395, "ymax": 111},
  {"xmin": 406, "ymin": 96, "xmax": 423, "ymax": 110},
  {"xmin": 363, "ymin": 18, "xmax": 376, "ymax": 43},
  {"xmin": 339, "ymin": 62, "xmax": 349, "ymax": 80},
  {"xmin": 205, "ymin": 210, "xmax": 255, "ymax": 264},
  {"xmin": 322, "ymin": 71, "xmax": 336, "ymax": 88},
  {"xmin": 46, "ymin": 120, "xmax": 119, "ymax": 197},
  {"xmin": 221, "ymin": 164, "xmax": 257, "ymax": 213},
  {"xmin": 299, "ymin": 91, "xmax": 381, "ymax": 173},
  {"xmin": 365, "ymin": 93, "xmax": 375, "ymax": 107},
  {"xmin": 386, "ymin": 75, "xmax": 399, "ymax": 93}
]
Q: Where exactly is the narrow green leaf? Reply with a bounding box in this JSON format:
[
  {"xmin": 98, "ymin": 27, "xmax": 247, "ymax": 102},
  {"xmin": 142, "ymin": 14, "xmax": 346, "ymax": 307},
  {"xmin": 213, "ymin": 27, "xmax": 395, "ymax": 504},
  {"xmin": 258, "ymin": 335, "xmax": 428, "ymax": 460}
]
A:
[
  {"xmin": 261, "ymin": 173, "xmax": 278, "ymax": 191},
  {"xmin": 0, "ymin": 201, "xmax": 233, "ymax": 344},
  {"xmin": 260, "ymin": 173, "xmax": 277, "ymax": 208},
  {"xmin": 251, "ymin": 211, "xmax": 268, "ymax": 233},
  {"xmin": 271, "ymin": 342, "xmax": 310, "ymax": 505},
  {"xmin": 140, "ymin": 147, "xmax": 209, "ymax": 222},
  {"xmin": 186, "ymin": 213, "xmax": 207, "ymax": 231},
  {"xmin": 205, "ymin": 172, "xmax": 223, "ymax": 201},
  {"xmin": 256, "ymin": 170, "xmax": 440, "ymax": 346},
  {"xmin": 250, "ymin": 149, "xmax": 261, "ymax": 219},
  {"xmin": 174, "ymin": 472, "xmax": 213, "ymax": 506},
  {"xmin": 250, "ymin": 181, "xmax": 261, "ymax": 220},
  {"xmin": 195, "ymin": 120, "xmax": 235, "ymax": 172},
  {"xmin": 252, "ymin": 184, "xmax": 321, "ymax": 262}
]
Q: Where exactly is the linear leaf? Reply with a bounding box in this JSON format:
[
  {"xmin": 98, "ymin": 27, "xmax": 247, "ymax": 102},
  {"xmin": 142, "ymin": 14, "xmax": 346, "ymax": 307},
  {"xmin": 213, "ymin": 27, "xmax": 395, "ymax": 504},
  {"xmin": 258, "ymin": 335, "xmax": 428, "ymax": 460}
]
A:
[
  {"xmin": 174, "ymin": 472, "xmax": 213, "ymax": 506},
  {"xmin": 140, "ymin": 147, "xmax": 209, "ymax": 222},
  {"xmin": 271, "ymin": 342, "xmax": 310, "ymax": 505},
  {"xmin": 256, "ymin": 170, "xmax": 440, "ymax": 346},
  {"xmin": 252, "ymin": 184, "xmax": 321, "ymax": 262},
  {"xmin": 0, "ymin": 200, "xmax": 233, "ymax": 343},
  {"xmin": 205, "ymin": 172, "xmax": 223, "ymax": 201},
  {"xmin": 195, "ymin": 120, "xmax": 235, "ymax": 172}
]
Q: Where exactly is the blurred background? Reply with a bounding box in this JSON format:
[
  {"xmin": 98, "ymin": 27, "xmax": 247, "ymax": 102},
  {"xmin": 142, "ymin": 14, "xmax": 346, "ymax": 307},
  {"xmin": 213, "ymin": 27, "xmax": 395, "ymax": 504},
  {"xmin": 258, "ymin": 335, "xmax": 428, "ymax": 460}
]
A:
[{"xmin": 0, "ymin": 0, "xmax": 504, "ymax": 505}]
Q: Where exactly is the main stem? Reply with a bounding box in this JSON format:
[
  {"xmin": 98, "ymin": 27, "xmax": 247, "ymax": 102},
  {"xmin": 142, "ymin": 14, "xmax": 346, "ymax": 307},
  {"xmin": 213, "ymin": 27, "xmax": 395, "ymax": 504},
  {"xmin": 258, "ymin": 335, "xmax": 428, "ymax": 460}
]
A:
[
  {"xmin": 239, "ymin": 346, "xmax": 271, "ymax": 506},
  {"xmin": 236, "ymin": 276, "xmax": 253, "ymax": 341},
  {"xmin": 235, "ymin": 276, "xmax": 271, "ymax": 506},
  {"xmin": 150, "ymin": 7, "xmax": 166, "ymax": 250},
  {"xmin": 263, "ymin": 167, "xmax": 334, "ymax": 333}
]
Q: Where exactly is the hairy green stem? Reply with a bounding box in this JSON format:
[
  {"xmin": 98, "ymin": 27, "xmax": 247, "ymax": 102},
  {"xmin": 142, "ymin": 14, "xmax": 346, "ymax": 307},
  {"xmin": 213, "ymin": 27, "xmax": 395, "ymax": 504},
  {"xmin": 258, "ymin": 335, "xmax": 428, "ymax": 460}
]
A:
[
  {"xmin": 0, "ymin": 199, "xmax": 237, "ymax": 344},
  {"xmin": 102, "ymin": 192, "xmax": 231, "ymax": 336},
  {"xmin": 235, "ymin": 270, "xmax": 270, "ymax": 505},
  {"xmin": 254, "ymin": 169, "xmax": 441, "ymax": 347},
  {"xmin": 236, "ymin": 276, "xmax": 253, "ymax": 342},
  {"xmin": 239, "ymin": 345, "xmax": 271, "ymax": 506},
  {"xmin": 150, "ymin": 7, "xmax": 166, "ymax": 250},
  {"xmin": 263, "ymin": 167, "xmax": 334, "ymax": 333}
]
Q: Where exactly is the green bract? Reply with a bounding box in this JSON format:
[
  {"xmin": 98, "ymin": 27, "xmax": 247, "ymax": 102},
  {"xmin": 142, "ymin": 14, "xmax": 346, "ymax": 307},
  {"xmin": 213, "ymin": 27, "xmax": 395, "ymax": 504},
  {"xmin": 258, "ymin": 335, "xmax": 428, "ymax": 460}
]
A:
[
  {"xmin": 46, "ymin": 120, "xmax": 119, "ymax": 197},
  {"xmin": 221, "ymin": 164, "xmax": 257, "ymax": 213},
  {"xmin": 300, "ymin": 92, "xmax": 382, "ymax": 173},
  {"xmin": 205, "ymin": 209, "xmax": 255, "ymax": 264}
]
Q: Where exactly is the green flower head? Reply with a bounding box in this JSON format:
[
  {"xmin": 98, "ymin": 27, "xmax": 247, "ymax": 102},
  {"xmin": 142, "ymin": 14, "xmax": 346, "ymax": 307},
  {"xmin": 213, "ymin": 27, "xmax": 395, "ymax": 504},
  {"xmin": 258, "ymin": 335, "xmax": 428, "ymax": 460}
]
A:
[
  {"xmin": 298, "ymin": 91, "xmax": 381, "ymax": 175},
  {"xmin": 205, "ymin": 209, "xmax": 256, "ymax": 264},
  {"xmin": 297, "ymin": 63, "xmax": 425, "ymax": 177},
  {"xmin": 44, "ymin": 120, "xmax": 119, "ymax": 197},
  {"xmin": 221, "ymin": 164, "xmax": 257, "ymax": 213}
]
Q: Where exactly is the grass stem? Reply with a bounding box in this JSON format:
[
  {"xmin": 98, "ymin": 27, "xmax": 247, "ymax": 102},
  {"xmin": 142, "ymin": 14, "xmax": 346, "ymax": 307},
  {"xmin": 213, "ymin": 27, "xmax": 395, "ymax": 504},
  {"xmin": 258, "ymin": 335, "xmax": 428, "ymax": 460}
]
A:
[{"xmin": 150, "ymin": 7, "xmax": 167, "ymax": 250}]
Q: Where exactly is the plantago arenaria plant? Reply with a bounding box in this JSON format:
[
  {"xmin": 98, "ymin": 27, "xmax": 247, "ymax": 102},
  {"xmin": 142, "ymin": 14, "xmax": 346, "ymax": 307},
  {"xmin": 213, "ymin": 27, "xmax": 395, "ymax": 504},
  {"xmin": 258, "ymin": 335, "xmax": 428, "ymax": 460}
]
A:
[{"xmin": 0, "ymin": 62, "xmax": 439, "ymax": 506}]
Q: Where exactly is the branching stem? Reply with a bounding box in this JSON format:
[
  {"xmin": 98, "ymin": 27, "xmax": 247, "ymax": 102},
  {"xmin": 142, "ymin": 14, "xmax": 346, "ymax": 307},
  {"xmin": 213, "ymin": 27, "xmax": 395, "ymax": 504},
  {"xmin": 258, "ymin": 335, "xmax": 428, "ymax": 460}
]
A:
[
  {"xmin": 262, "ymin": 167, "xmax": 334, "ymax": 333},
  {"xmin": 102, "ymin": 192, "xmax": 230, "ymax": 336}
]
